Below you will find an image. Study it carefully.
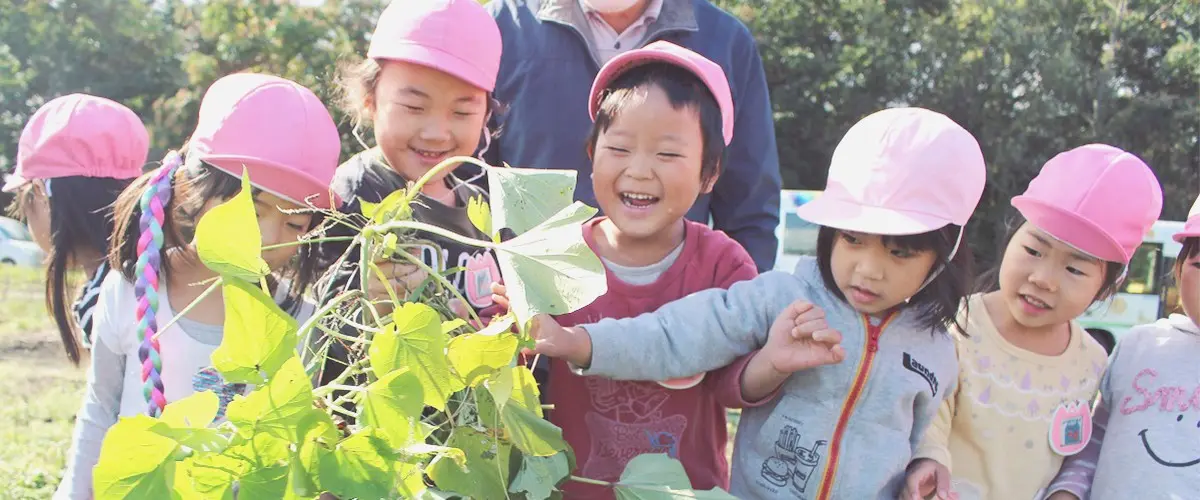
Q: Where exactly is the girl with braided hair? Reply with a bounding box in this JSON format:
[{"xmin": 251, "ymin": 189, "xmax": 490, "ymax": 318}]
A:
[{"xmin": 55, "ymin": 73, "xmax": 341, "ymax": 499}]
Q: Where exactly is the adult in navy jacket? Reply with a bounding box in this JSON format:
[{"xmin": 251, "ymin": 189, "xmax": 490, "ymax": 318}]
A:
[{"xmin": 484, "ymin": 0, "xmax": 782, "ymax": 272}]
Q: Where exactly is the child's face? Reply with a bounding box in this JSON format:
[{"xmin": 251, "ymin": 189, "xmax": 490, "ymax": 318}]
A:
[
  {"xmin": 996, "ymin": 223, "xmax": 1107, "ymax": 332},
  {"xmin": 829, "ymin": 230, "xmax": 938, "ymax": 315},
  {"xmin": 371, "ymin": 61, "xmax": 489, "ymax": 184},
  {"xmin": 195, "ymin": 191, "xmax": 310, "ymax": 271},
  {"xmin": 1179, "ymin": 249, "xmax": 1200, "ymax": 324},
  {"xmin": 590, "ymin": 84, "xmax": 713, "ymax": 241}
]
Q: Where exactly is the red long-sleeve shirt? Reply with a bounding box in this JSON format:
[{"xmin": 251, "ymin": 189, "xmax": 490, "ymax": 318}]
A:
[{"xmin": 548, "ymin": 218, "xmax": 771, "ymax": 499}]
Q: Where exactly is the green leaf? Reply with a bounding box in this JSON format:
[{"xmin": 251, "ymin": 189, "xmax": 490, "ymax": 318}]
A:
[
  {"xmin": 360, "ymin": 367, "xmax": 425, "ymax": 448},
  {"xmin": 160, "ymin": 391, "xmax": 219, "ymax": 428},
  {"xmin": 428, "ymin": 428, "xmax": 513, "ymax": 500},
  {"xmin": 442, "ymin": 318, "xmax": 468, "ymax": 335},
  {"xmin": 447, "ymin": 331, "xmax": 519, "ymax": 387},
  {"xmin": 368, "ymin": 303, "xmax": 462, "ymax": 410},
  {"xmin": 494, "ymin": 202, "xmax": 607, "ymax": 325},
  {"xmin": 467, "ymin": 195, "xmax": 493, "ymax": 237},
  {"xmin": 195, "ymin": 168, "xmax": 271, "ymax": 282},
  {"xmin": 509, "ymin": 451, "xmax": 573, "ymax": 500},
  {"xmin": 318, "ymin": 430, "xmax": 398, "ymax": 500},
  {"xmin": 361, "ymin": 188, "xmax": 411, "ymax": 224},
  {"xmin": 225, "ymin": 356, "xmax": 313, "ymax": 442},
  {"xmin": 238, "ymin": 464, "xmax": 289, "ymax": 499},
  {"xmin": 509, "ymin": 366, "xmax": 544, "ymax": 417},
  {"xmin": 211, "ymin": 279, "xmax": 299, "ymax": 385},
  {"xmin": 175, "ymin": 456, "xmax": 237, "ymax": 500},
  {"xmin": 404, "ymin": 443, "xmax": 467, "ymax": 468},
  {"xmin": 149, "ymin": 424, "xmax": 229, "ymax": 455},
  {"xmin": 613, "ymin": 454, "xmax": 738, "ymax": 500},
  {"xmin": 503, "ymin": 402, "xmax": 567, "ymax": 457},
  {"xmin": 487, "ymin": 167, "xmax": 577, "ymax": 236},
  {"xmin": 477, "ymin": 367, "xmax": 565, "ymax": 457},
  {"xmin": 92, "ymin": 415, "xmax": 180, "ymax": 499}
]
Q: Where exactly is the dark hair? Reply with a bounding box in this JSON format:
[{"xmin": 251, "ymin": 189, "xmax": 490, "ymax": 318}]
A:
[
  {"xmin": 9, "ymin": 177, "xmax": 131, "ymax": 365},
  {"xmin": 585, "ymin": 63, "xmax": 726, "ymax": 187},
  {"xmin": 110, "ymin": 153, "xmax": 323, "ymax": 314},
  {"xmin": 977, "ymin": 213, "xmax": 1125, "ymax": 302},
  {"xmin": 1176, "ymin": 237, "xmax": 1199, "ymax": 279},
  {"xmin": 815, "ymin": 224, "xmax": 974, "ymax": 332}
]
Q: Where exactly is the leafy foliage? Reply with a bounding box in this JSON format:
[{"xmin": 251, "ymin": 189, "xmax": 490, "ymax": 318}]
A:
[{"xmin": 91, "ymin": 158, "xmax": 722, "ymax": 498}]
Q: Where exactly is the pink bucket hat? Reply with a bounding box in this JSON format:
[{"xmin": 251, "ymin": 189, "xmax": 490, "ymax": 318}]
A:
[
  {"xmin": 188, "ymin": 73, "xmax": 341, "ymax": 209},
  {"xmin": 796, "ymin": 107, "xmax": 986, "ymax": 236},
  {"xmin": 3, "ymin": 93, "xmax": 148, "ymax": 192},
  {"xmin": 1012, "ymin": 144, "xmax": 1162, "ymax": 264},
  {"xmin": 588, "ymin": 40, "xmax": 735, "ymax": 145},
  {"xmin": 1172, "ymin": 194, "xmax": 1199, "ymax": 243},
  {"xmin": 367, "ymin": 0, "xmax": 502, "ymax": 92}
]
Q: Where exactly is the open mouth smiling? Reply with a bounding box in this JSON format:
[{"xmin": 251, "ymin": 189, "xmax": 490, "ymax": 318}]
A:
[{"xmin": 1139, "ymin": 429, "xmax": 1200, "ymax": 468}]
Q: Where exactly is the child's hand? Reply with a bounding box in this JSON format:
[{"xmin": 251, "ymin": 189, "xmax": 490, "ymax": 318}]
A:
[
  {"xmin": 900, "ymin": 458, "xmax": 956, "ymax": 500},
  {"xmin": 492, "ymin": 282, "xmax": 591, "ymax": 367},
  {"xmin": 763, "ymin": 300, "xmax": 846, "ymax": 374},
  {"xmin": 1045, "ymin": 492, "xmax": 1080, "ymax": 500},
  {"xmin": 367, "ymin": 258, "xmax": 427, "ymax": 314}
]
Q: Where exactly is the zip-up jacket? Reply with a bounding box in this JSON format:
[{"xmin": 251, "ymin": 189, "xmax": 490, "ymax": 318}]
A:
[
  {"xmin": 580, "ymin": 256, "xmax": 959, "ymax": 499},
  {"xmin": 484, "ymin": 0, "xmax": 782, "ymax": 272}
]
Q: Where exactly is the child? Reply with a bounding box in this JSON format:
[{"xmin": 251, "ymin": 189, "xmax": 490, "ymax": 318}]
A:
[
  {"xmin": 525, "ymin": 106, "xmax": 988, "ymax": 499},
  {"xmin": 533, "ymin": 40, "xmax": 763, "ymax": 498},
  {"xmin": 1042, "ymin": 193, "xmax": 1200, "ymax": 500},
  {"xmin": 3, "ymin": 94, "xmax": 148, "ymax": 364},
  {"xmin": 54, "ymin": 72, "xmax": 341, "ymax": 499},
  {"xmin": 901, "ymin": 144, "xmax": 1164, "ymax": 500},
  {"xmin": 314, "ymin": 0, "xmax": 505, "ymax": 388}
]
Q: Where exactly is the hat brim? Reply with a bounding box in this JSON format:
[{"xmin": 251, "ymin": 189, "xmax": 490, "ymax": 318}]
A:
[
  {"xmin": 1173, "ymin": 229, "xmax": 1200, "ymax": 244},
  {"xmin": 369, "ymin": 43, "xmax": 495, "ymax": 93},
  {"xmin": 1, "ymin": 172, "xmax": 28, "ymax": 193},
  {"xmin": 795, "ymin": 196, "xmax": 954, "ymax": 236},
  {"xmin": 1012, "ymin": 195, "xmax": 1127, "ymax": 263},
  {"xmin": 588, "ymin": 50, "xmax": 734, "ymax": 145},
  {"xmin": 202, "ymin": 155, "xmax": 340, "ymax": 210}
]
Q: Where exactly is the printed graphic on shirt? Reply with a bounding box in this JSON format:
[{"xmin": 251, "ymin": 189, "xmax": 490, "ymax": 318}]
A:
[
  {"xmin": 582, "ymin": 377, "xmax": 687, "ymax": 482},
  {"xmin": 1116, "ymin": 368, "xmax": 1200, "ymax": 468},
  {"xmin": 759, "ymin": 425, "xmax": 826, "ymax": 495},
  {"xmin": 1048, "ymin": 400, "xmax": 1092, "ymax": 456},
  {"xmin": 902, "ymin": 352, "xmax": 939, "ymax": 396},
  {"xmin": 1138, "ymin": 414, "xmax": 1200, "ymax": 468},
  {"xmin": 412, "ymin": 242, "xmax": 497, "ymax": 309},
  {"xmin": 192, "ymin": 367, "xmax": 247, "ymax": 422}
]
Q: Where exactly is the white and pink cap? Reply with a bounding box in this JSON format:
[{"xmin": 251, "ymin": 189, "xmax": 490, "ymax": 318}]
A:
[
  {"xmin": 1172, "ymin": 194, "xmax": 1200, "ymax": 243},
  {"xmin": 1012, "ymin": 144, "xmax": 1162, "ymax": 264},
  {"xmin": 188, "ymin": 73, "xmax": 342, "ymax": 209},
  {"xmin": 367, "ymin": 0, "xmax": 502, "ymax": 92},
  {"xmin": 3, "ymin": 93, "xmax": 148, "ymax": 192},
  {"xmin": 796, "ymin": 107, "xmax": 986, "ymax": 243}
]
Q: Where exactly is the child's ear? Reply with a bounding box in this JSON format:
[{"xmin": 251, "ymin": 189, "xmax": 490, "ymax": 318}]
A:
[{"xmin": 700, "ymin": 163, "xmax": 720, "ymax": 194}]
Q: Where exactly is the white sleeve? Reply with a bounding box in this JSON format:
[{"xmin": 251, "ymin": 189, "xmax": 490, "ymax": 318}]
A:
[{"xmin": 55, "ymin": 274, "xmax": 132, "ymax": 500}]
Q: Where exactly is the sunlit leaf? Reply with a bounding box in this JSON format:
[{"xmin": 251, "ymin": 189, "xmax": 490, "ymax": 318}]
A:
[
  {"xmin": 476, "ymin": 367, "xmax": 564, "ymax": 457},
  {"xmin": 428, "ymin": 428, "xmax": 512, "ymax": 500},
  {"xmin": 238, "ymin": 464, "xmax": 289, "ymax": 499},
  {"xmin": 509, "ymin": 450, "xmax": 573, "ymax": 500},
  {"xmin": 447, "ymin": 331, "xmax": 519, "ymax": 387},
  {"xmin": 467, "ymin": 195, "xmax": 493, "ymax": 237},
  {"xmin": 360, "ymin": 367, "xmax": 424, "ymax": 448},
  {"xmin": 487, "ymin": 167, "xmax": 577, "ymax": 236},
  {"xmin": 613, "ymin": 454, "xmax": 738, "ymax": 500},
  {"xmin": 92, "ymin": 415, "xmax": 181, "ymax": 499},
  {"xmin": 225, "ymin": 357, "xmax": 313, "ymax": 442},
  {"xmin": 494, "ymin": 202, "xmax": 607, "ymax": 325},
  {"xmin": 318, "ymin": 430, "xmax": 397, "ymax": 500},
  {"xmin": 160, "ymin": 391, "xmax": 219, "ymax": 428},
  {"xmin": 368, "ymin": 303, "xmax": 462, "ymax": 410},
  {"xmin": 403, "ymin": 443, "xmax": 467, "ymax": 468},
  {"xmin": 195, "ymin": 169, "xmax": 271, "ymax": 282},
  {"xmin": 211, "ymin": 279, "xmax": 298, "ymax": 385}
]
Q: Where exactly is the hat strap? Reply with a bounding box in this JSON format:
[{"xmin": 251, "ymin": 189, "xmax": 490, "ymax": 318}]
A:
[{"xmin": 905, "ymin": 225, "xmax": 964, "ymax": 303}]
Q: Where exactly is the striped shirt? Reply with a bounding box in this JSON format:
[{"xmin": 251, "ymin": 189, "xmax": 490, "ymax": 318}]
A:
[{"xmin": 72, "ymin": 261, "xmax": 109, "ymax": 349}]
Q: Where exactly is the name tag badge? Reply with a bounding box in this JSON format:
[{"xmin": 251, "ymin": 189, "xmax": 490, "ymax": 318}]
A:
[{"xmin": 1048, "ymin": 400, "xmax": 1092, "ymax": 456}]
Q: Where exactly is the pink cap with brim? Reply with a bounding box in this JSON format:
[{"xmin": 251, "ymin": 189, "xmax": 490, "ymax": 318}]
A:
[
  {"xmin": 367, "ymin": 0, "xmax": 502, "ymax": 92},
  {"xmin": 1172, "ymin": 194, "xmax": 1200, "ymax": 243},
  {"xmin": 795, "ymin": 107, "xmax": 986, "ymax": 235},
  {"xmin": 188, "ymin": 73, "xmax": 342, "ymax": 209},
  {"xmin": 2, "ymin": 93, "xmax": 148, "ymax": 192},
  {"xmin": 1011, "ymin": 144, "xmax": 1162, "ymax": 264},
  {"xmin": 588, "ymin": 40, "xmax": 735, "ymax": 145}
]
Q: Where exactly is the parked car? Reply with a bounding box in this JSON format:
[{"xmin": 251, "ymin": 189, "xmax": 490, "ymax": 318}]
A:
[{"xmin": 0, "ymin": 216, "xmax": 44, "ymax": 267}]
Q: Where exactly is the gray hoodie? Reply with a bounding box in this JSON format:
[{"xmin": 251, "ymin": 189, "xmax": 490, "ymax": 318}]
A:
[{"xmin": 580, "ymin": 256, "xmax": 959, "ymax": 499}]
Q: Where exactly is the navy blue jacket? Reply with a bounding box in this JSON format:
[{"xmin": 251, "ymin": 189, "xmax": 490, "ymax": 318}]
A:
[{"xmin": 484, "ymin": 0, "xmax": 782, "ymax": 271}]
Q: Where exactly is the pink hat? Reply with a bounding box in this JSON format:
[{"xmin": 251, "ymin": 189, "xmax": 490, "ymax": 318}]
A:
[
  {"xmin": 588, "ymin": 41, "xmax": 735, "ymax": 145},
  {"xmin": 1012, "ymin": 144, "xmax": 1162, "ymax": 264},
  {"xmin": 367, "ymin": 0, "xmax": 502, "ymax": 92},
  {"xmin": 188, "ymin": 73, "xmax": 341, "ymax": 209},
  {"xmin": 3, "ymin": 93, "xmax": 148, "ymax": 192},
  {"xmin": 796, "ymin": 107, "xmax": 986, "ymax": 235},
  {"xmin": 1175, "ymin": 195, "xmax": 1200, "ymax": 243}
]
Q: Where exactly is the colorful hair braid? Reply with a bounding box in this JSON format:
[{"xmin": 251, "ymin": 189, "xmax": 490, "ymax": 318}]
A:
[{"xmin": 134, "ymin": 151, "xmax": 183, "ymax": 417}]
